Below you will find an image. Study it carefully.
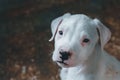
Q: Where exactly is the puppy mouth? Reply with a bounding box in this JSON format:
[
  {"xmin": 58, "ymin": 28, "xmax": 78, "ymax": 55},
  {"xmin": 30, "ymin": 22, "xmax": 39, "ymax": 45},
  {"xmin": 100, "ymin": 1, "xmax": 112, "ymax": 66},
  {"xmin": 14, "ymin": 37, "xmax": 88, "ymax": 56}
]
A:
[
  {"xmin": 56, "ymin": 51, "xmax": 72, "ymax": 66},
  {"xmin": 56, "ymin": 60, "xmax": 68, "ymax": 65}
]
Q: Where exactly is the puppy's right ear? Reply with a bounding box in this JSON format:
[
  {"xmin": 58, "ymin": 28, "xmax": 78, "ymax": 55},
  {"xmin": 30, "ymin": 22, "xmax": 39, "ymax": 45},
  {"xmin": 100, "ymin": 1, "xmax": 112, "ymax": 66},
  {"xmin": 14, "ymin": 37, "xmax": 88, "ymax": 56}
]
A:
[
  {"xmin": 93, "ymin": 18, "xmax": 111, "ymax": 49},
  {"xmin": 49, "ymin": 13, "xmax": 71, "ymax": 41}
]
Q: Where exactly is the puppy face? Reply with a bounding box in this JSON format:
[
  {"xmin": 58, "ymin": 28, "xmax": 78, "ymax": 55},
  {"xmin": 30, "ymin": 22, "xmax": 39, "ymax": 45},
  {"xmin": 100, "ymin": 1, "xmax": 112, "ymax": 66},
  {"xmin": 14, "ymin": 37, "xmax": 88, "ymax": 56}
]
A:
[
  {"xmin": 49, "ymin": 13, "xmax": 111, "ymax": 68},
  {"xmin": 52, "ymin": 15, "xmax": 98, "ymax": 67}
]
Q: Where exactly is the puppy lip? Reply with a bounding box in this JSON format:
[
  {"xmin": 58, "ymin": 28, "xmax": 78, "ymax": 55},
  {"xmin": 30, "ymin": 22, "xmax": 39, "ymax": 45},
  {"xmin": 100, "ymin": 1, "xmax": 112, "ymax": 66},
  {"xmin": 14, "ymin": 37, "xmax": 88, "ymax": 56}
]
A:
[{"xmin": 56, "ymin": 61, "xmax": 68, "ymax": 65}]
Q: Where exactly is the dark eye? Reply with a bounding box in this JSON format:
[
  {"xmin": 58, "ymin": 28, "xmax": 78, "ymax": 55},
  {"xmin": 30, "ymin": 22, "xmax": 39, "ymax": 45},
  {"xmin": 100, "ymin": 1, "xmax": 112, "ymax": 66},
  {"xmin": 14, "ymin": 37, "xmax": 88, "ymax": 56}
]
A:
[
  {"xmin": 83, "ymin": 38, "xmax": 90, "ymax": 43},
  {"xmin": 59, "ymin": 30, "xmax": 63, "ymax": 35}
]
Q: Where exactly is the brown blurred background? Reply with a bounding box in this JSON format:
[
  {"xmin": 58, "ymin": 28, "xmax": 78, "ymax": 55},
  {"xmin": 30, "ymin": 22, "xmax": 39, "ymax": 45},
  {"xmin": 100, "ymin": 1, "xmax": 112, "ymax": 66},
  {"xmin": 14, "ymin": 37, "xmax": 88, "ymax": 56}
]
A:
[{"xmin": 0, "ymin": 0, "xmax": 120, "ymax": 80}]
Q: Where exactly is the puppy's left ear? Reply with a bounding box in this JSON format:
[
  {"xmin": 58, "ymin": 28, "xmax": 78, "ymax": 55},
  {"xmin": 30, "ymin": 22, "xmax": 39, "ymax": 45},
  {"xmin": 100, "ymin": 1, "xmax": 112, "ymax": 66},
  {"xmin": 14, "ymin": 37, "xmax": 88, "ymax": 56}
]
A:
[
  {"xmin": 49, "ymin": 13, "xmax": 71, "ymax": 41},
  {"xmin": 93, "ymin": 18, "xmax": 111, "ymax": 49}
]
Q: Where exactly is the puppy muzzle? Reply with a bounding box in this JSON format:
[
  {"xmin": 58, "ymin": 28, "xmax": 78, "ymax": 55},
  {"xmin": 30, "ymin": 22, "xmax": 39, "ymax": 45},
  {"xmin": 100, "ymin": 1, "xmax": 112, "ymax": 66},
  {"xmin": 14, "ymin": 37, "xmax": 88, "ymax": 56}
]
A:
[{"xmin": 57, "ymin": 51, "xmax": 71, "ymax": 64}]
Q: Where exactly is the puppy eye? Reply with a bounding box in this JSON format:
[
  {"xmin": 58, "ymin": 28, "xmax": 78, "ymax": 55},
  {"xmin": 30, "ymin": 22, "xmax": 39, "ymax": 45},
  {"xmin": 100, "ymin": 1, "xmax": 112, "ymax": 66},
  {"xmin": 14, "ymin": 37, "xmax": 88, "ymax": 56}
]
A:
[
  {"xmin": 83, "ymin": 38, "xmax": 90, "ymax": 43},
  {"xmin": 59, "ymin": 30, "xmax": 63, "ymax": 35}
]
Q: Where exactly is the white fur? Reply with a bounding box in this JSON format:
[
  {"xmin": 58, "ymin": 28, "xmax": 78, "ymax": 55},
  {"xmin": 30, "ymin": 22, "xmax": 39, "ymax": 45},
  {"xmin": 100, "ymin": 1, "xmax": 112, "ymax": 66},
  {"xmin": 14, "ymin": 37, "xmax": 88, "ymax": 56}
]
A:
[{"xmin": 49, "ymin": 13, "xmax": 120, "ymax": 80}]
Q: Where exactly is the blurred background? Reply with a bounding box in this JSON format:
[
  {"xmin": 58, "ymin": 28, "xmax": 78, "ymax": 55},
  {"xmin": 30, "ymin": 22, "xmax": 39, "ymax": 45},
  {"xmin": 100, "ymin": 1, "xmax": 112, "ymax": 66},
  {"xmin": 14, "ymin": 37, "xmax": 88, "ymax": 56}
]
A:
[{"xmin": 0, "ymin": 0, "xmax": 120, "ymax": 80}]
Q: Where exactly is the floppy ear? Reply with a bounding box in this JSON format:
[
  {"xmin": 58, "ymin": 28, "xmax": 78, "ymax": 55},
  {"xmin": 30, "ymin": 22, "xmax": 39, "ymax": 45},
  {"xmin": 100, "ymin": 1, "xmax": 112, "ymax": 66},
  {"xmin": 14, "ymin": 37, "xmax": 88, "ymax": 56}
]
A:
[
  {"xmin": 49, "ymin": 13, "xmax": 71, "ymax": 41},
  {"xmin": 93, "ymin": 18, "xmax": 111, "ymax": 49}
]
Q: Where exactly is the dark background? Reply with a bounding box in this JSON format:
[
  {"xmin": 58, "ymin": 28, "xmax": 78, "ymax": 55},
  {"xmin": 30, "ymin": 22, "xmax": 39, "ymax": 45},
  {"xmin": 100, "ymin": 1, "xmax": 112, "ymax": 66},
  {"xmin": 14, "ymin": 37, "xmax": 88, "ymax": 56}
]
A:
[{"xmin": 0, "ymin": 0, "xmax": 120, "ymax": 80}]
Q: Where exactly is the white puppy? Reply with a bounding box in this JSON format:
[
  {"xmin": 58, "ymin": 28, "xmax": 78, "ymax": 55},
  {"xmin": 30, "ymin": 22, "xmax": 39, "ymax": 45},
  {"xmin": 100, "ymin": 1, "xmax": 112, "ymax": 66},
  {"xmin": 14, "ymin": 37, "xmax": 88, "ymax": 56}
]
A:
[{"xmin": 49, "ymin": 13, "xmax": 120, "ymax": 80}]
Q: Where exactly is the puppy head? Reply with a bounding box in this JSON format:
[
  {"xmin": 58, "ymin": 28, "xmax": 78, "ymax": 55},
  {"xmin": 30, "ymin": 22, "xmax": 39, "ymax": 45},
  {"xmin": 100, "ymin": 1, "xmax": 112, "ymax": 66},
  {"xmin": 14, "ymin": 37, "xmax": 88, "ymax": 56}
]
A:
[{"xmin": 49, "ymin": 13, "xmax": 111, "ymax": 68}]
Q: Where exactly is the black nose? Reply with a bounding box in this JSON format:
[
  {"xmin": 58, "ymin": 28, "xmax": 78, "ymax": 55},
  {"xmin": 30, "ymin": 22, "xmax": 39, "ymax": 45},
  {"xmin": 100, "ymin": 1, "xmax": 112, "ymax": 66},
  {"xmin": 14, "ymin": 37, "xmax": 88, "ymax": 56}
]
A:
[{"xmin": 60, "ymin": 51, "xmax": 71, "ymax": 61}]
